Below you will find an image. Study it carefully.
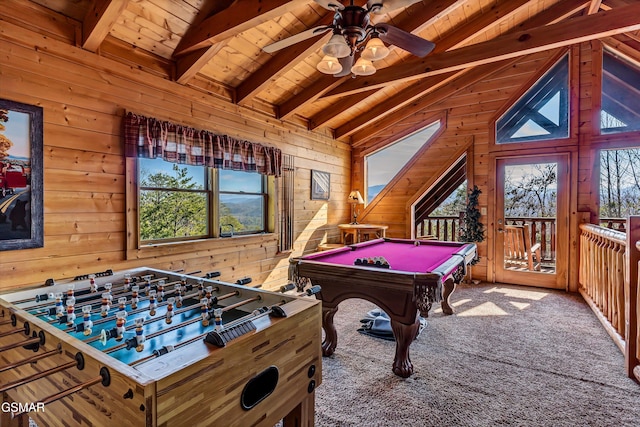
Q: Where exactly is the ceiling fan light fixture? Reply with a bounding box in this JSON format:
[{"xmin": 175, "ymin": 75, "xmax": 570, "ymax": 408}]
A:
[
  {"xmin": 351, "ymin": 58, "xmax": 376, "ymax": 76},
  {"xmin": 317, "ymin": 55, "xmax": 343, "ymax": 74},
  {"xmin": 361, "ymin": 36, "xmax": 389, "ymax": 61},
  {"xmin": 322, "ymin": 34, "xmax": 351, "ymax": 58}
]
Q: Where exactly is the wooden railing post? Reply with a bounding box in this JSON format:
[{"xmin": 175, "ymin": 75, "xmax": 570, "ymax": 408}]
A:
[{"xmin": 625, "ymin": 216, "xmax": 640, "ymax": 382}]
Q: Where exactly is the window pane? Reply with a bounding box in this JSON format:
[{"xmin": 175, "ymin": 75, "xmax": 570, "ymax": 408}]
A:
[
  {"xmin": 599, "ymin": 148, "xmax": 640, "ymax": 220},
  {"xmin": 366, "ymin": 121, "xmax": 439, "ymax": 203},
  {"xmin": 219, "ymin": 169, "xmax": 262, "ymax": 193},
  {"xmin": 220, "ymin": 194, "xmax": 264, "ymax": 233},
  {"xmin": 496, "ymin": 55, "xmax": 569, "ymax": 143},
  {"xmin": 601, "ymin": 52, "xmax": 640, "ymax": 134},
  {"xmin": 139, "ymin": 190, "xmax": 208, "ymax": 241},
  {"xmin": 139, "ymin": 158, "xmax": 205, "ymax": 190}
]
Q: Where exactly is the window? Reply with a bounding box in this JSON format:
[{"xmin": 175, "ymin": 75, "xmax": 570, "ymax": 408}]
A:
[
  {"xmin": 599, "ymin": 147, "xmax": 640, "ymax": 221},
  {"xmin": 139, "ymin": 158, "xmax": 208, "ymax": 242},
  {"xmin": 218, "ymin": 169, "xmax": 267, "ymax": 236},
  {"xmin": 366, "ymin": 120, "xmax": 440, "ymax": 204},
  {"xmin": 496, "ymin": 55, "xmax": 569, "ymax": 144},
  {"xmin": 137, "ymin": 158, "xmax": 271, "ymax": 245},
  {"xmin": 601, "ymin": 51, "xmax": 640, "ymax": 134}
]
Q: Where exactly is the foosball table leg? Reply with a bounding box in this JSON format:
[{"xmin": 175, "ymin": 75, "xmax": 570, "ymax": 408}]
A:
[{"xmin": 282, "ymin": 391, "xmax": 315, "ymax": 427}]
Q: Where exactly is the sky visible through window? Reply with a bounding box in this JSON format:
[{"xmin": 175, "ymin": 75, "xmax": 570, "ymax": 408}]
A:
[{"xmin": 366, "ymin": 121, "xmax": 440, "ymax": 203}]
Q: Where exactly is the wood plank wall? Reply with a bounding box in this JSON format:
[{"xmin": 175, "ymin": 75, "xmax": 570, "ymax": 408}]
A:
[{"xmin": 0, "ymin": 11, "xmax": 350, "ymax": 291}]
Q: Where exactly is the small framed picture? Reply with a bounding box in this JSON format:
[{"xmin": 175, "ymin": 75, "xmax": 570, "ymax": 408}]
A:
[{"xmin": 310, "ymin": 170, "xmax": 330, "ymax": 200}]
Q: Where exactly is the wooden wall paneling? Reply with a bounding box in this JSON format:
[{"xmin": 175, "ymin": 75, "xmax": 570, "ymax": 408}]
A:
[{"xmin": 0, "ymin": 23, "xmax": 349, "ymax": 291}]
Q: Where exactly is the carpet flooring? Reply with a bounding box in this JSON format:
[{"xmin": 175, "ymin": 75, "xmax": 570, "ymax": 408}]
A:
[{"xmin": 314, "ymin": 282, "xmax": 640, "ymax": 427}]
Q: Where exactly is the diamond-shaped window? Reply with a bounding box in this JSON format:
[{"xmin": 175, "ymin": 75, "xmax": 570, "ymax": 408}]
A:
[{"xmin": 496, "ymin": 55, "xmax": 569, "ymax": 144}]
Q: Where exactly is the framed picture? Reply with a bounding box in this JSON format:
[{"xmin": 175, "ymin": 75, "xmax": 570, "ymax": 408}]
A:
[
  {"xmin": 311, "ymin": 170, "xmax": 330, "ymax": 200},
  {"xmin": 0, "ymin": 99, "xmax": 44, "ymax": 251}
]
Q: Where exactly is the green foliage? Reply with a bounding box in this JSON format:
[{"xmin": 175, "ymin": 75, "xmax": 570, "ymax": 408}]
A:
[
  {"xmin": 460, "ymin": 185, "xmax": 485, "ymax": 244},
  {"xmin": 139, "ymin": 164, "xmax": 207, "ymax": 240}
]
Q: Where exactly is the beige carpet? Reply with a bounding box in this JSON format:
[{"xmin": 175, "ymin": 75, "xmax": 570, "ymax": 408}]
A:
[{"xmin": 314, "ymin": 283, "xmax": 640, "ymax": 427}]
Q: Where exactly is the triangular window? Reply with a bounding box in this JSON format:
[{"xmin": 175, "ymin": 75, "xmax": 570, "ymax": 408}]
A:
[
  {"xmin": 601, "ymin": 51, "xmax": 640, "ymax": 134},
  {"xmin": 496, "ymin": 55, "xmax": 569, "ymax": 143},
  {"xmin": 365, "ymin": 120, "xmax": 440, "ymax": 204}
]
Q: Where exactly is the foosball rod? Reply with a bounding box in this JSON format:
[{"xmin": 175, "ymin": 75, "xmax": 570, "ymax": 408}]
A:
[
  {"xmin": 11, "ymin": 367, "xmax": 111, "ymax": 419},
  {"xmin": 29, "ymin": 276, "xmax": 171, "ymax": 311},
  {"xmin": 82, "ymin": 291, "xmax": 205, "ymax": 345},
  {"xmin": 0, "ymin": 331, "xmax": 45, "ymax": 354},
  {"xmin": 59, "ymin": 282, "xmax": 206, "ymax": 330},
  {"xmin": 48, "ymin": 273, "xmax": 220, "ymax": 322},
  {"xmin": 103, "ymin": 292, "xmax": 253, "ymax": 355},
  {"xmin": 0, "ymin": 358, "xmax": 78, "ymax": 393},
  {"xmin": 0, "ymin": 325, "xmax": 27, "ymax": 338},
  {"xmin": 128, "ymin": 295, "xmax": 264, "ymax": 366},
  {"xmin": 0, "ymin": 345, "xmax": 62, "ymax": 374},
  {"xmin": 83, "ymin": 289, "xmax": 239, "ymax": 345}
]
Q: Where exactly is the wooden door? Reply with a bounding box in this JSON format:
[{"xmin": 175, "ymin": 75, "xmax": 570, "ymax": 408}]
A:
[{"xmin": 494, "ymin": 154, "xmax": 569, "ymax": 289}]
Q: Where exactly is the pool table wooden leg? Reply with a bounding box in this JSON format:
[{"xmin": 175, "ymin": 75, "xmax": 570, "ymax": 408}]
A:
[
  {"xmin": 441, "ymin": 278, "xmax": 457, "ymax": 315},
  {"xmin": 390, "ymin": 313, "xmax": 420, "ymax": 378},
  {"xmin": 321, "ymin": 306, "xmax": 338, "ymax": 356}
]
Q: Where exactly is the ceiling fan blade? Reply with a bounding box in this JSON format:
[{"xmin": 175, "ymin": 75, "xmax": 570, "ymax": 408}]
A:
[
  {"xmin": 367, "ymin": 0, "xmax": 423, "ymax": 14},
  {"xmin": 263, "ymin": 26, "xmax": 332, "ymax": 53},
  {"xmin": 315, "ymin": 0, "xmax": 345, "ymax": 11},
  {"xmin": 376, "ymin": 23, "xmax": 435, "ymax": 57},
  {"xmin": 333, "ymin": 55, "xmax": 355, "ymax": 77}
]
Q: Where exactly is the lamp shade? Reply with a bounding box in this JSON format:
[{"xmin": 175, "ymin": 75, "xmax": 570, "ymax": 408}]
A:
[
  {"xmin": 317, "ymin": 55, "xmax": 343, "ymax": 74},
  {"xmin": 322, "ymin": 34, "xmax": 351, "ymax": 58},
  {"xmin": 361, "ymin": 37, "xmax": 389, "ymax": 61},
  {"xmin": 347, "ymin": 190, "xmax": 364, "ymax": 204},
  {"xmin": 351, "ymin": 58, "xmax": 376, "ymax": 76}
]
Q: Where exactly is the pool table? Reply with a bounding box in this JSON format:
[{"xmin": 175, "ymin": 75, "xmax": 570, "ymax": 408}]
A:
[{"xmin": 290, "ymin": 238, "xmax": 477, "ymax": 378}]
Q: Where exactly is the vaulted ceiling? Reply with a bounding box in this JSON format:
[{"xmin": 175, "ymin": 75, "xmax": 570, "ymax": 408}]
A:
[{"xmin": 29, "ymin": 0, "xmax": 640, "ymax": 145}]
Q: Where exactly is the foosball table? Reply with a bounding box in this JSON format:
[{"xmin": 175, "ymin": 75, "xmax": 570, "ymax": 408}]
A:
[{"xmin": 0, "ymin": 267, "xmax": 322, "ymax": 427}]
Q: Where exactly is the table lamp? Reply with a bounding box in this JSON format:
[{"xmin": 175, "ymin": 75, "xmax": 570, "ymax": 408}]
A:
[{"xmin": 347, "ymin": 190, "xmax": 364, "ymax": 224}]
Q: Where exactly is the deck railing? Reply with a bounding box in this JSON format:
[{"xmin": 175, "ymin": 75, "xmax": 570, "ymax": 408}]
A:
[
  {"xmin": 418, "ymin": 216, "xmax": 626, "ymax": 264},
  {"xmin": 579, "ymin": 217, "xmax": 640, "ymax": 382}
]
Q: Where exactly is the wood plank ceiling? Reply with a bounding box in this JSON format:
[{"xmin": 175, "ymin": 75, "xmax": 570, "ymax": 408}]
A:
[{"xmin": 28, "ymin": 0, "xmax": 640, "ymax": 145}]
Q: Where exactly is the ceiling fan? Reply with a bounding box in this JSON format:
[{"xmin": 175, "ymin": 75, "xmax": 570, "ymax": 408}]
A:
[{"xmin": 262, "ymin": 0, "xmax": 435, "ymax": 77}]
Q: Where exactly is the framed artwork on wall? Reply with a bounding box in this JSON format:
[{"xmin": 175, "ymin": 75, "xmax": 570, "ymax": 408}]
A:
[
  {"xmin": 311, "ymin": 170, "xmax": 330, "ymax": 200},
  {"xmin": 0, "ymin": 99, "xmax": 44, "ymax": 251}
]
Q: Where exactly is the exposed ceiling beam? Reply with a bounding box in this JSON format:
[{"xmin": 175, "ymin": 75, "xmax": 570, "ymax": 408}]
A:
[
  {"xmin": 82, "ymin": 0, "xmax": 129, "ymax": 52},
  {"xmin": 350, "ymin": 59, "xmax": 519, "ymax": 145},
  {"xmin": 173, "ymin": 0, "xmax": 237, "ymax": 84},
  {"xmin": 176, "ymin": 44, "xmax": 228, "ymax": 85},
  {"xmin": 173, "ymin": 0, "xmax": 308, "ymax": 57},
  {"xmin": 323, "ymin": 3, "xmax": 640, "ymax": 98},
  {"xmin": 309, "ymin": 0, "xmax": 532, "ymax": 131},
  {"xmin": 234, "ymin": 2, "xmax": 364, "ymax": 106},
  {"xmin": 332, "ymin": 0, "xmax": 590, "ymax": 140},
  {"xmin": 335, "ymin": 71, "xmax": 461, "ymax": 138},
  {"xmin": 588, "ymin": 0, "xmax": 603, "ymax": 14},
  {"xmin": 277, "ymin": 0, "xmax": 465, "ymax": 120}
]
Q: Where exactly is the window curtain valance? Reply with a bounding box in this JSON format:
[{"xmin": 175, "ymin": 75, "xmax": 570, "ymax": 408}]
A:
[{"xmin": 124, "ymin": 112, "xmax": 282, "ymax": 177}]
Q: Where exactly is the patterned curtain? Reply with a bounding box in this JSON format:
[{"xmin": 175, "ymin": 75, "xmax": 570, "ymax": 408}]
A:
[{"xmin": 123, "ymin": 112, "xmax": 282, "ymax": 176}]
